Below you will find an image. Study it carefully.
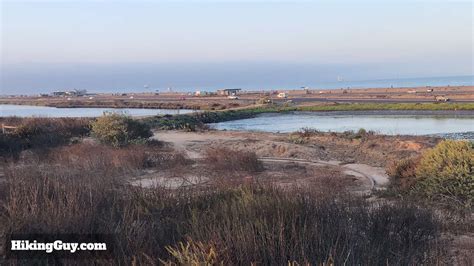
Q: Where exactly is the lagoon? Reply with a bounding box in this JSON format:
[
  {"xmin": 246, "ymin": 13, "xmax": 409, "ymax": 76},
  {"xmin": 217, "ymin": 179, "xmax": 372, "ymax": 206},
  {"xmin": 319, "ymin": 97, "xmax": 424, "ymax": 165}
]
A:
[
  {"xmin": 0, "ymin": 104, "xmax": 195, "ymax": 117},
  {"xmin": 212, "ymin": 111, "xmax": 474, "ymax": 138}
]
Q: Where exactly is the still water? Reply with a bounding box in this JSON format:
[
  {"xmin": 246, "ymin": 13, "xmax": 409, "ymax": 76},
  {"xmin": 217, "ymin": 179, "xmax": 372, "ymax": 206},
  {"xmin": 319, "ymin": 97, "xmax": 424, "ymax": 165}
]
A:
[
  {"xmin": 212, "ymin": 112, "xmax": 474, "ymax": 137},
  {"xmin": 0, "ymin": 104, "xmax": 195, "ymax": 117}
]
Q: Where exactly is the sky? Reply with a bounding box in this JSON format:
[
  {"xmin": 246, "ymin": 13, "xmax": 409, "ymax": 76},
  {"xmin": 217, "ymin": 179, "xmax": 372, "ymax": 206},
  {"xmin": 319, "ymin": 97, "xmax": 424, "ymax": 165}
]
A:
[{"xmin": 1, "ymin": 0, "xmax": 473, "ymax": 93}]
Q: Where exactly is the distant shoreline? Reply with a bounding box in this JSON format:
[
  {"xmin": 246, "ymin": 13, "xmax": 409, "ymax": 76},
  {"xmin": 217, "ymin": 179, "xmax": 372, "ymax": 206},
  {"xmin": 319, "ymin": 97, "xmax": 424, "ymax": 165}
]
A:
[
  {"xmin": 1, "ymin": 85, "xmax": 473, "ymax": 114},
  {"xmin": 2, "ymin": 75, "xmax": 473, "ymax": 96}
]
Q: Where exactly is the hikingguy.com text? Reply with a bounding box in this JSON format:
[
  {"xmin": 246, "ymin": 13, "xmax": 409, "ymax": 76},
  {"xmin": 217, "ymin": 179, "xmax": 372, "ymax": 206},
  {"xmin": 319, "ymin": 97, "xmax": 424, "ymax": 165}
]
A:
[{"xmin": 10, "ymin": 239, "xmax": 107, "ymax": 254}]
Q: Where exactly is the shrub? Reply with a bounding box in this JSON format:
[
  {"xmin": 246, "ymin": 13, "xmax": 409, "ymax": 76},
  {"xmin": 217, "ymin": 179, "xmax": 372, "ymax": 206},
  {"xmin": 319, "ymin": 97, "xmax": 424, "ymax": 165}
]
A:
[
  {"xmin": 341, "ymin": 128, "xmax": 373, "ymax": 140},
  {"xmin": 91, "ymin": 113, "xmax": 152, "ymax": 147},
  {"xmin": 127, "ymin": 117, "xmax": 153, "ymax": 141},
  {"xmin": 0, "ymin": 117, "xmax": 91, "ymax": 157},
  {"xmin": 297, "ymin": 127, "xmax": 320, "ymax": 138},
  {"xmin": 13, "ymin": 118, "xmax": 91, "ymax": 145},
  {"xmin": 288, "ymin": 134, "xmax": 307, "ymax": 144},
  {"xmin": 387, "ymin": 157, "xmax": 420, "ymax": 189},
  {"xmin": 204, "ymin": 147, "xmax": 264, "ymax": 173},
  {"xmin": 414, "ymin": 140, "xmax": 473, "ymax": 208},
  {"xmin": 0, "ymin": 134, "xmax": 23, "ymax": 157},
  {"xmin": 357, "ymin": 128, "xmax": 367, "ymax": 136},
  {"xmin": 288, "ymin": 128, "xmax": 321, "ymax": 144}
]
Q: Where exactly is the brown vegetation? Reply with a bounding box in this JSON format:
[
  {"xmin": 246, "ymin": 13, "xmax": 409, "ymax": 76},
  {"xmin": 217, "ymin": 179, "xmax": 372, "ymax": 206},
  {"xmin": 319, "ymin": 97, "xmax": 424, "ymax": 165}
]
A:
[
  {"xmin": 387, "ymin": 157, "xmax": 420, "ymax": 189},
  {"xmin": 285, "ymin": 129, "xmax": 436, "ymax": 167},
  {"xmin": 0, "ymin": 117, "xmax": 91, "ymax": 158},
  {"xmin": 0, "ymin": 146, "xmax": 443, "ymax": 264},
  {"xmin": 0, "ymin": 96, "xmax": 249, "ymax": 111},
  {"xmin": 204, "ymin": 147, "xmax": 264, "ymax": 173},
  {"xmin": 0, "ymin": 120, "xmax": 470, "ymax": 264}
]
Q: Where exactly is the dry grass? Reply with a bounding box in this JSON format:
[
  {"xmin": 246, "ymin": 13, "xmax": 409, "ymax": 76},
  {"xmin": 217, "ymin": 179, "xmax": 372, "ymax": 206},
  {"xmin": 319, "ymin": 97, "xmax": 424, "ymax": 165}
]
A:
[
  {"xmin": 1, "ymin": 172, "xmax": 444, "ymax": 264},
  {"xmin": 0, "ymin": 141, "xmax": 451, "ymax": 264},
  {"xmin": 0, "ymin": 117, "xmax": 91, "ymax": 158},
  {"xmin": 48, "ymin": 142, "xmax": 190, "ymax": 171},
  {"xmin": 49, "ymin": 143, "xmax": 149, "ymax": 173},
  {"xmin": 204, "ymin": 146, "xmax": 264, "ymax": 173}
]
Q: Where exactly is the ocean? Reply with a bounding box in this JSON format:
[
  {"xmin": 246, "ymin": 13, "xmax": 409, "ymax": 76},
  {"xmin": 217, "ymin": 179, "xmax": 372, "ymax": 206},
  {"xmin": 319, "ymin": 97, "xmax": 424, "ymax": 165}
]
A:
[
  {"xmin": 112, "ymin": 76, "xmax": 474, "ymax": 92},
  {"xmin": 301, "ymin": 75, "xmax": 473, "ymax": 91},
  {"xmin": 1, "ymin": 75, "xmax": 472, "ymax": 95},
  {"xmin": 73, "ymin": 75, "xmax": 474, "ymax": 94},
  {"xmin": 88, "ymin": 75, "xmax": 474, "ymax": 93}
]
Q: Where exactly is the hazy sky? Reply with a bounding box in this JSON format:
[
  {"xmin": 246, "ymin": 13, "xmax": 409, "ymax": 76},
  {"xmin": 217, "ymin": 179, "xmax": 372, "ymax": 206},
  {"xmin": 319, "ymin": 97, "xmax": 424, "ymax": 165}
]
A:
[{"xmin": 1, "ymin": 0, "xmax": 473, "ymax": 93}]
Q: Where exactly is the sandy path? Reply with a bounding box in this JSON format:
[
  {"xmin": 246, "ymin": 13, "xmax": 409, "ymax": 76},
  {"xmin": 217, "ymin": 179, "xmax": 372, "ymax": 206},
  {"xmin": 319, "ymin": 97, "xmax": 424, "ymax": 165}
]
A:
[
  {"xmin": 153, "ymin": 131, "xmax": 247, "ymax": 159},
  {"xmin": 259, "ymin": 157, "xmax": 388, "ymax": 190},
  {"xmin": 155, "ymin": 131, "xmax": 390, "ymax": 191}
]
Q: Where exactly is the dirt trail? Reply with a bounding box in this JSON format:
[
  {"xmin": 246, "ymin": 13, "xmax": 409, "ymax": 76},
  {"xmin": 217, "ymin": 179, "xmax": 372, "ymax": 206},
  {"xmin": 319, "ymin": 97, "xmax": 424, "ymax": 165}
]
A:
[
  {"xmin": 154, "ymin": 131, "xmax": 246, "ymax": 159},
  {"xmin": 259, "ymin": 157, "xmax": 387, "ymax": 190},
  {"xmin": 155, "ymin": 131, "xmax": 390, "ymax": 190}
]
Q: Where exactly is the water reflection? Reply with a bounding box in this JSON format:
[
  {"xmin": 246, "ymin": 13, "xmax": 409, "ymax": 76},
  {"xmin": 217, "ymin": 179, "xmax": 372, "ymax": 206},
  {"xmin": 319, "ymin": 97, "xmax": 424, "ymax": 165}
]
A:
[
  {"xmin": 0, "ymin": 104, "xmax": 195, "ymax": 117},
  {"xmin": 213, "ymin": 112, "xmax": 474, "ymax": 137}
]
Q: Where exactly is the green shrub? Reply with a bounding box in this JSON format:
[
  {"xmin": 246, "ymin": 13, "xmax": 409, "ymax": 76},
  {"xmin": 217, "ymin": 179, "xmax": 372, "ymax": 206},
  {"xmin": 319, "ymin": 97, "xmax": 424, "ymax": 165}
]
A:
[
  {"xmin": 341, "ymin": 128, "xmax": 371, "ymax": 140},
  {"xmin": 414, "ymin": 140, "xmax": 473, "ymax": 208},
  {"xmin": 91, "ymin": 113, "xmax": 152, "ymax": 147},
  {"xmin": 357, "ymin": 128, "xmax": 367, "ymax": 136}
]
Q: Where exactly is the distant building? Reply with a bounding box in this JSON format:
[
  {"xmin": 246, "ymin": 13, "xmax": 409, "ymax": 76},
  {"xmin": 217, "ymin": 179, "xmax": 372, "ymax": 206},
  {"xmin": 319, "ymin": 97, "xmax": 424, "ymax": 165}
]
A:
[
  {"xmin": 67, "ymin": 89, "xmax": 87, "ymax": 96},
  {"xmin": 52, "ymin": 91, "xmax": 67, "ymax": 97},
  {"xmin": 218, "ymin": 88, "xmax": 241, "ymax": 96},
  {"xmin": 195, "ymin": 91, "xmax": 215, "ymax": 96},
  {"xmin": 51, "ymin": 89, "xmax": 87, "ymax": 97}
]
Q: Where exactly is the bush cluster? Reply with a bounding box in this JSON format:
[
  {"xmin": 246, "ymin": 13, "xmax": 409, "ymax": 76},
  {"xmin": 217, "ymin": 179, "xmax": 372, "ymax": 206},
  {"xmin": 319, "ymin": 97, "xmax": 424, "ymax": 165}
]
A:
[
  {"xmin": 387, "ymin": 157, "xmax": 420, "ymax": 189},
  {"xmin": 388, "ymin": 140, "xmax": 473, "ymax": 208},
  {"xmin": 91, "ymin": 113, "xmax": 152, "ymax": 147},
  {"xmin": 415, "ymin": 140, "xmax": 473, "ymax": 208},
  {"xmin": 0, "ymin": 117, "xmax": 91, "ymax": 157},
  {"xmin": 142, "ymin": 109, "xmax": 269, "ymax": 131},
  {"xmin": 341, "ymin": 128, "xmax": 374, "ymax": 140}
]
